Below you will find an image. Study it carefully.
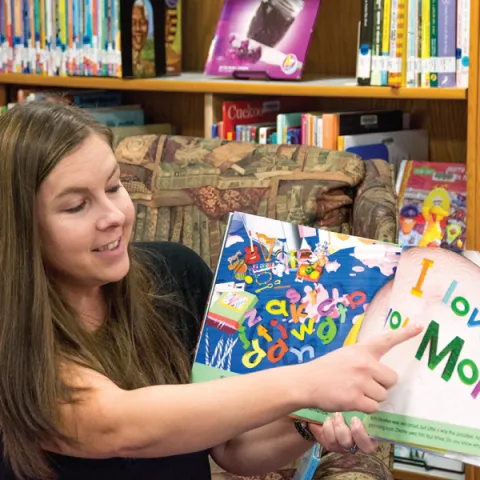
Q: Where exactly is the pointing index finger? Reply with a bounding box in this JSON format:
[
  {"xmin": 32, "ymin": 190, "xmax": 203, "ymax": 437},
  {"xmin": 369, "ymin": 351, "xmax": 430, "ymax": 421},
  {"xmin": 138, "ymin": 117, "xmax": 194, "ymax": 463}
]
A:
[{"xmin": 367, "ymin": 323, "xmax": 424, "ymax": 358}]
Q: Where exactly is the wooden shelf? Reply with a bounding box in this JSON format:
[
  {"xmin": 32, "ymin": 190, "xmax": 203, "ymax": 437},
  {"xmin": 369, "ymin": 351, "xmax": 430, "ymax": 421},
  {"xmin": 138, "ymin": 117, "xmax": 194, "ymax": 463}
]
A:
[{"xmin": 0, "ymin": 72, "xmax": 467, "ymax": 100}]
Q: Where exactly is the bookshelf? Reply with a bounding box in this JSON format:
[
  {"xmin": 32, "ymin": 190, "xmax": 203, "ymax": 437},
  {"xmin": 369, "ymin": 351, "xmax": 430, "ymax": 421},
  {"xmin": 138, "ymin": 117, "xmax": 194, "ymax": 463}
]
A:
[
  {"xmin": 0, "ymin": 72, "xmax": 468, "ymax": 100},
  {"xmin": 0, "ymin": 0, "xmax": 477, "ymax": 478}
]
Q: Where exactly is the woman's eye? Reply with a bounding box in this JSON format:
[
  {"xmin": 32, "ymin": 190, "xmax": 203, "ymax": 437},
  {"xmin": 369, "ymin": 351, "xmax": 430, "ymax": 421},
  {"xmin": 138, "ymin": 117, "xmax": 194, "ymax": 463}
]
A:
[
  {"xmin": 108, "ymin": 184, "xmax": 121, "ymax": 193},
  {"xmin": 65, "ymin": 202, "xmax": 86, "ymax": 214}
]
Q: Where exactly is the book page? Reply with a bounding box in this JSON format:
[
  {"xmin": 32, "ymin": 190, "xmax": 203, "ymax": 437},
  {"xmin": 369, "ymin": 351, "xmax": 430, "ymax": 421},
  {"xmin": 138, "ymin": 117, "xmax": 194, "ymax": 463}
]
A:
[
  {"xmin": 192, "ymin": 211, "xmax": 401, "ymax": 424},
  {"xmin": 358, "ymin": 247, "xmax": 480, "ymax": 458}
]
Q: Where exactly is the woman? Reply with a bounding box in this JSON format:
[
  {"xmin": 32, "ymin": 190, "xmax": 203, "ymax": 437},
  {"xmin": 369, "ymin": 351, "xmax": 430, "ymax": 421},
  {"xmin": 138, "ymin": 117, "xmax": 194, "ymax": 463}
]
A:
[{"xmin": 0, "ymin": 101, "xmax": 421, "ymax": 480}]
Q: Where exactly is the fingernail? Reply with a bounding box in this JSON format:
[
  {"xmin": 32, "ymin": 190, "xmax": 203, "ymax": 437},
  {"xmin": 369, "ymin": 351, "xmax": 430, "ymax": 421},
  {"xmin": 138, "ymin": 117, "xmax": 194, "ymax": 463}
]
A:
[
  {"xmin": 351, "ymin": 416, "xmax": 360, "ymax": 427},
  {"xmin": 334, "ymin": 412, "xmax": 342, "ymax": 424}
]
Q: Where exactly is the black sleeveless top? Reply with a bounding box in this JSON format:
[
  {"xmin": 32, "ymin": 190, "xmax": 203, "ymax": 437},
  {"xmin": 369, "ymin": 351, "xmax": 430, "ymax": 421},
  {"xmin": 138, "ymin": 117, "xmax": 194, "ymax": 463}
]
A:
[{"xmin": 0, "ymin": 242, "xmax": 214, "ymax": 479}]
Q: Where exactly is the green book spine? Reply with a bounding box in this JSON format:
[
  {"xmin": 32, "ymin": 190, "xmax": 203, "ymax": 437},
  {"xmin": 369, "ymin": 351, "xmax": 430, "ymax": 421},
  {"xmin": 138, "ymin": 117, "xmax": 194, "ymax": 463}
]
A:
[{"xmin": 430, "ymin": 0, "xmax": 438, "ymax": 87}]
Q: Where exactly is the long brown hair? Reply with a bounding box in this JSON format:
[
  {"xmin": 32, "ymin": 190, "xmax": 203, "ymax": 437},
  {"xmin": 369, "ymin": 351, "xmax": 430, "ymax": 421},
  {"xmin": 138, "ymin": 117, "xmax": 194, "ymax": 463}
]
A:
[{"xmin": 0, "ymin": 101, "xmax": 191, "ymax": 479}]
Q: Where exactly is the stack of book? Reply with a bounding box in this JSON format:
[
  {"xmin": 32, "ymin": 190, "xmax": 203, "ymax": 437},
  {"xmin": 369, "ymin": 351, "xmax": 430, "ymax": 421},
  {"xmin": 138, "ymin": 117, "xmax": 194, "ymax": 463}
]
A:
[
  {"xmin": 0, "ymin": 0, "xmax": 182, "ymax": 78},
  {"xmin": 356, "ymin": 0, "xmax": 470, "ymax": 88}
]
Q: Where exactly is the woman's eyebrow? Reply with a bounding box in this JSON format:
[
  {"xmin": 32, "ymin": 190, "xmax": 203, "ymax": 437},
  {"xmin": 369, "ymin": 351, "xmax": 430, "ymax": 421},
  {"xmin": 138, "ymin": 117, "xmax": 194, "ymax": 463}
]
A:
[{"xmin": 54, "ymin": 164, "xmax": 119, "ymax": 201}]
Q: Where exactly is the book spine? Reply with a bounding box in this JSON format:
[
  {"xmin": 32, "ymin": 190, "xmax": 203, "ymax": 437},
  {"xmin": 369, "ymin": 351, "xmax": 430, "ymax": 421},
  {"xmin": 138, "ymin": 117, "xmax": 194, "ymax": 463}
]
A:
[
  {"xmin": 110, "ymin": 0, "xmax": 115, "ymax": 76},
  {"xmin": 114, "ymin": 0, "xmax": 121, "ymax": 77},
  {"xmin": 102, "ymin": 0, "xmax": 108, "ymax": 76},
  {"xmin": 67, "ymin": 0, "xmax": 72, "ymax": 74},
  {"xmin": 430, "ymin": 0, "xmax": 438, "ymax": 87},
  {"xmin": 0, "ymin": 0, "xmax": 4, "ymax": 73},
  {"xmin": 456, "ymin": 0, "xmax": 470, "ymax": 88},
  {"xmin": 91, "ymin": 0, "xmax": 97, "ymax": 75},
  {"xmin": 389, "ymin": 0, "xmax": 407, "ymax": 87},
  {"xmin": 59, "ymin": 0, "xmax": 66, "ymax": 75},
  {"xmin": 23, "ymin": 0, "xmax": 29, "ymax": 72},
  {"xmin": 34, "ymin": 0, "xmax": 40, "ymax": 73},
  {"xmin": 5, "ymin": 0, "xmax": 9, "ymax": 73},
  {"xmin": 381, "ymin": 0, "xmax": 391, "ymax": 85},
  {"xmin": 414, "ymin": 0, "xmax": 422, "ymax": 87},
  {"xmin": 5, "ymin": 0, "xmax": 12, "ymax": 73},
  {"xmin": 39, "ymin": 0, "xmax": 45, "ymax": 74},
  {"xmin": 387, "ymin": 0, "xmax": 399, "ymax": 85},
  {"xmin": 13, "ymin": 0, "xmax": 22, "ymax": 73},
  {"xmin": 26, "ymin": 0, "xmax": 32, "ymax": 72},
  {"xmin": 52, "ymin": 0, "xmax": 58, "ymax": 74},
  {"xmin": 316, "ymin": 116, "xmax": 323, "ymax": 148},
  {"xmin": 421, "ymin": 0, "xmax": 431, "ymax": 87},
  {"xmin": 43, "ymin": 0, "xmax": 49, "ymax": 74},
  {"xmin": 77, "ymin": 0, "xmax": 83, "ymax": 75},
  {"xmin": 53, "ymin": 0, "xmax": 58, "ymax": 74},
  {"xmin": 106, "ymin": 0, "xmax": 112, "ymax": 75},
  {"xmin": 357, "ymin": 0, "xmax": 373, "ymax": 85},
  {"xmin": 97, "ymin": 0, "xmax": 103, "ymax": 75},
  {"xmin": 371, "ymin": 0, "xmax": 384, "ymax": 85},
  {"xmin": 71, "ymin": 0, "xmax": 77, "ymax": 74},
  {"xmin": 46, "ymin": 0, "xmax": 53, "ymax": 75},
  {"xmin": 29, "ymin": 0, "xmax": 35, "ymax": 72},
  {"xmin": 0, "ymin": 0, "xmax": 4, "ymax": 72},
  {"xmin": 301, "ymin": 114, "xmax": 307, "ymax": 145},
  {"xmin": 84, "ymin": 0, "xmax": 92, "ymax": 76},
  {"xmin": 406, "ymin": 0, "xmax": 417, "ymax": 86},
  {"xmin": 437, "ymin": 0, "xmax": 456, "ymax": 87},
  {"xmin": 96, "ymin": 0, "xmax": 101, "ymax": 74}
]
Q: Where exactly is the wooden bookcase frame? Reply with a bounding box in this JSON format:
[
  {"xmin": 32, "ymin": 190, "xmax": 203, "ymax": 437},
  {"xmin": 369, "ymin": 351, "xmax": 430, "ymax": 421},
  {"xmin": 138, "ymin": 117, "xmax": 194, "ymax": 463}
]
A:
[{"xmin": 0, "ymin": 1, "xmax": 477, "ymax": 478}]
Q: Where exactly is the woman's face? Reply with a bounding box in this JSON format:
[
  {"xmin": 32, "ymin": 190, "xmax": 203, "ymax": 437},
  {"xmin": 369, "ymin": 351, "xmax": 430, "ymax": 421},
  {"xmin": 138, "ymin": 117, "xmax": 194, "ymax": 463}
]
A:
[{"xmin": 36, "ymin": 134, "xmax": 135, "ymax": 290}]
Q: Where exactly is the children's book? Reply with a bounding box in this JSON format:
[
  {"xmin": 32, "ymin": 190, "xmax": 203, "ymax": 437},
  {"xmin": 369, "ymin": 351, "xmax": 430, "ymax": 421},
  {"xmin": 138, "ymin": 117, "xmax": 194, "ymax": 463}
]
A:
[
  {"xmin": 204, "ymin": 0, "xmax": 321, "ymax": 80},
  {"xmin": 192, "ymin": 212, "xmax": 480, "ymax": 464},
  {"xmin": 397, "ymin": 161, "xmax": 467, "ymax": 251},
  {"xmin": 192, "ymin": 211, "xmax": 402, "ymax": 420},
  {"xmin": 361, "ymin": 246, "xmax": 480, "ymax": 463}
]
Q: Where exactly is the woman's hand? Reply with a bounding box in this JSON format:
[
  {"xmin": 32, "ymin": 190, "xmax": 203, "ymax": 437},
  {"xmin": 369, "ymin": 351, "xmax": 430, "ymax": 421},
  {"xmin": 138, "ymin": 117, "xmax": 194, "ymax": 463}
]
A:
[
  {"xmin": 301, "ymin": 321, "xmax": 423, "ymax": 415},
  {"xmin": 309, "ymin": 413, "xmax": 378, "ymax": 454}
]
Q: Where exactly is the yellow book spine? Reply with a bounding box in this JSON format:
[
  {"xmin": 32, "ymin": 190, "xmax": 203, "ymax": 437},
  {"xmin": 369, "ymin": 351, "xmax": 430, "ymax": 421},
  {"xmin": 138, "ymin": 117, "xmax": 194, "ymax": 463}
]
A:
[
  {"xmin": 381, "ymin": 0, "xmax": 392, "ymax": 85},
  {"xmin": 421, "ymin": 0, "xmax": 431, "ymax": 87},
  {"xmin": 400, "ymin": 0, "xmax": 408, "ymax": 86},
  {"xmin": 59, "ymin": 0, "xmax": 66, "ymax": 75},
  {"xmin": 389, "ymin": 0, "xmax": 408, "ymax": 87}
]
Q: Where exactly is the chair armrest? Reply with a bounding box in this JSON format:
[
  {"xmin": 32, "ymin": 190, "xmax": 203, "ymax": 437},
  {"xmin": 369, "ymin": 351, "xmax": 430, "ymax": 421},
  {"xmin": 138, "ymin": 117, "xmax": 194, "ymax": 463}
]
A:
[{"xmin": 352, "ymin": 159, "xmax": 398, "ymax": 243}]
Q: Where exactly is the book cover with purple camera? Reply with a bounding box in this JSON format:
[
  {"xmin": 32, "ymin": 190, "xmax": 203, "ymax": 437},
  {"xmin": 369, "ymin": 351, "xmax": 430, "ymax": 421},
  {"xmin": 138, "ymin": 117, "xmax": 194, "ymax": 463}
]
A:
[{"xmin": 204, "ymin": 0, "xmax": 321, "ymax": 80}]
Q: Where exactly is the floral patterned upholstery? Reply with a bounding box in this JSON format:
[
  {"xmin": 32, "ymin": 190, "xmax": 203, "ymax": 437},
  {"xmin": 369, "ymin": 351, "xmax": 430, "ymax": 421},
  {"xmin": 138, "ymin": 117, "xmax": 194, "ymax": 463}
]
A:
[{"xmin": 115, "ymin": 134, "xmax": 397, "ymax": 480}]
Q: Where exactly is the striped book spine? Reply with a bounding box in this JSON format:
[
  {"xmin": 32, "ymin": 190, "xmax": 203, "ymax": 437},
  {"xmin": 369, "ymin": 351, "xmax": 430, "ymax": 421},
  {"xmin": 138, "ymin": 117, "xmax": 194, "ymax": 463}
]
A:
[{"xmin": 389, "ymin": 0, "xmax": 407, "ymax": 86}]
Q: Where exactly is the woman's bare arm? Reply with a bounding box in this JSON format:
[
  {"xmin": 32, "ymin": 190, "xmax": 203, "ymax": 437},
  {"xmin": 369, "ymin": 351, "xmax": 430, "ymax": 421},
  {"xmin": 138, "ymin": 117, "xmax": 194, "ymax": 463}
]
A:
[
  {"xmin": 51, "ymin": 363, "xmax": 305, "ymax": 459},
  {"xmin": 50, "ymin": 323, "xmax": 421, "ymax": 460}
]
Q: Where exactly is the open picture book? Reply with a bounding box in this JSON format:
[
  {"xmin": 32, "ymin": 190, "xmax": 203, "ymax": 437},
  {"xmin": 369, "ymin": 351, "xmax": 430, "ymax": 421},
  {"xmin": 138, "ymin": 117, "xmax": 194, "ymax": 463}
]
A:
[{"xmin": 191, "ymin": 211, "xmax": 480, "ymax": 465}]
